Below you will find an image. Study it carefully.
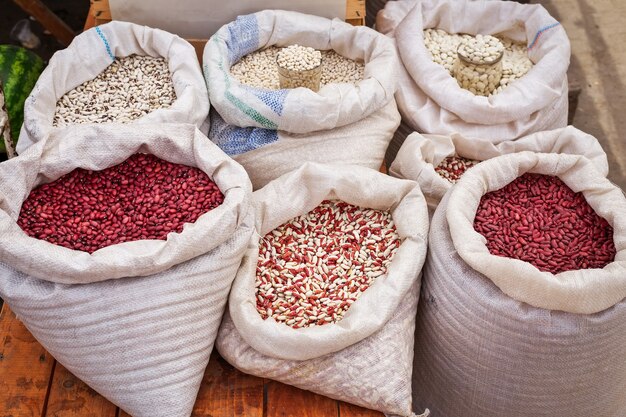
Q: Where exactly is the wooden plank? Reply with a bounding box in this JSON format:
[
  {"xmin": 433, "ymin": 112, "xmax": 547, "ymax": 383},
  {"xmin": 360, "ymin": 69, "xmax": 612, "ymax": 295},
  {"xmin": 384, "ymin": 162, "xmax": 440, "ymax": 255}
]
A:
[
  {"xmin": 265, "ymin": 381, "xmax": 338, "ymax": 417},
  {"xmin": 11, "ymin": 0, "xmax": 76, "ymax": 46},
  {"xmin": 339, "ymin": 402, "xmax": 385, "ymax": 417},
  {"xmin": 91, "ymin": 0, "xmax": 112, "ymax": 21},
  {"xmin": 192, "ymin": 352, "xmax": 264, "ymax": 417},
  {"xmin": 84, "ymin": 3, "xmax": 96, "ymax": 32},
  {"xmin": 346, "ymin": 0, "xmax": 365, "ymax": 19},
  {"xmin": 118, "ymin": 410, "xmax": 131, "ymax": 417},
  {"xmin": 46, "ymin": 363, "xmax": 117, "ymax": 417},
  {"xmin": 346, "ymin": 0, "xmax": 366, "ymax": 25},
  {"xmin": 0, "ymin": 304, "xmax": 55, "ymax": 417},
  {"xmin": 188, "ymin": 39, "xmax": 207, "ymax": 64}
]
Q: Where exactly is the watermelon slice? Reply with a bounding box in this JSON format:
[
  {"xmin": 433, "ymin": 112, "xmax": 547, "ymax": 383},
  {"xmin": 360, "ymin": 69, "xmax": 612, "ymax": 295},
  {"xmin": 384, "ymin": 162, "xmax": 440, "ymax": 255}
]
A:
[{"xmin": 0, "ymin": 45, "xmax": 45, "ymax": 153}]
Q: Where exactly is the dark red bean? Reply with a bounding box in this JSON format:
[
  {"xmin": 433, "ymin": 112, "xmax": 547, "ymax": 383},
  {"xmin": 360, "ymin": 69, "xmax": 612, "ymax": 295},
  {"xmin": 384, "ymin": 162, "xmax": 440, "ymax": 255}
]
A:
[
  {"xmin": 473, "ymin": 173, "xmax": 615, "ymax": 274},
  {"xmin": 17, "ymin": 153, "xmax": 225, "ymax": 254}
]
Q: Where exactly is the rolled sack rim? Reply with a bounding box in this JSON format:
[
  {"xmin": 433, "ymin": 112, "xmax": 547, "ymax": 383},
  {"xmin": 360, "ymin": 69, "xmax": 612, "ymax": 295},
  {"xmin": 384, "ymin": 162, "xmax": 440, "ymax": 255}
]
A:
[
  {"xmin": 229, "ymin": 162, "xmax": 429, "ymax": 361},
  {"xmin": 394, "ymin": 0, "xmax": 570, "ymax": 124},
  {"xmin": 20, "ymin": 20, "xmax": 209, "ymax": 154},
  {"xmin": 204, "ymin": 9, "xmax": 397, "ymax": 134},
  {"xmin": 446, "ymin": 151, "xmax": 626, "ymax": 314},
  {"xmin": 0, "ymin": 123, "xmax": 251, "ymax": 284}
]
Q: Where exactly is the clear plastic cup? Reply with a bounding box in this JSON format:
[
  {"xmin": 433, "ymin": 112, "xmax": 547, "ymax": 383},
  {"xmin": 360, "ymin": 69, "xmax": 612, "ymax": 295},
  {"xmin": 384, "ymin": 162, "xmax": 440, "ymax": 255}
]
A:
[
  {"xmin": 453, "ymin": 38, "xmax": 504, "ymax": 96},
  {"xmin": 277, "ymin": 57, "xmax": 323, "ymax": 92}
]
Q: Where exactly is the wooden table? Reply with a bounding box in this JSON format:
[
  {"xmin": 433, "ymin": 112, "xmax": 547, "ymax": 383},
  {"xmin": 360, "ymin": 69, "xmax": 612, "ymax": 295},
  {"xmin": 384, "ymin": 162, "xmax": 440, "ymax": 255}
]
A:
[{"xmin": 0, "ymin": 302, "xmax": 383, "ymax": 416}]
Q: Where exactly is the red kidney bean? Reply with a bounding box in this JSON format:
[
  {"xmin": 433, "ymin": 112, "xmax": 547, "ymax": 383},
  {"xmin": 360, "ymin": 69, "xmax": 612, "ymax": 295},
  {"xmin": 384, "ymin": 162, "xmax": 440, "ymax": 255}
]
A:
[
  {"xmin": 17, "ymin": 153, "xmax": 224, "ymax": 253},
  {"xmin": 473, "ymin": 173, "xmax": 615, "ymax": 274}
]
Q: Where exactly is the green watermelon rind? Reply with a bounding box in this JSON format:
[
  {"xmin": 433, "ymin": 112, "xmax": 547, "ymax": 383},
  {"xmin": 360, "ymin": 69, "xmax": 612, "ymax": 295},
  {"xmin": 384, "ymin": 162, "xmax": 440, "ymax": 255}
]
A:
[{"xmin": 0, "ymin": 45, "xmax": 45, "ymax": 153}]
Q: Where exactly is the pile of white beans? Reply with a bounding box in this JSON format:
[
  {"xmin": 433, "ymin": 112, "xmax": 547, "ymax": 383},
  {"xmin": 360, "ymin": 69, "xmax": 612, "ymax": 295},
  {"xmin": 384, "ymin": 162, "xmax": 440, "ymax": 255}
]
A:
[
  {"xmin": 53, "ymin": 55, "xmax": 176, "ymax": 126},
  {"xmin": 455, "ymin": 35, "xmax": 504, "ymax": 96},
  {"xmin": 423, "ymin": 29, "xmax": 533, "ymax": 96},
  {"xmin": 231, "ymin": 46, "xmax": 364, "ymax": 90},
  {"xmin": 276, "ymin": 44, "xmax": 322, "ymax": 71}
]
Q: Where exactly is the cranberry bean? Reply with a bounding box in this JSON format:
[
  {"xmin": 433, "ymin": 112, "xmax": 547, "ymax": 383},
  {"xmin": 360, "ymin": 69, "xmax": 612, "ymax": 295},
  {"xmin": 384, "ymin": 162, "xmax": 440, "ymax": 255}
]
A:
[
  {"xmin": 255, "ymin": 200, "xmax": 401, "ymax": 329},
  {"xmin": 435, "ymin": 156, "xmax": 480, "ymax": 183}
]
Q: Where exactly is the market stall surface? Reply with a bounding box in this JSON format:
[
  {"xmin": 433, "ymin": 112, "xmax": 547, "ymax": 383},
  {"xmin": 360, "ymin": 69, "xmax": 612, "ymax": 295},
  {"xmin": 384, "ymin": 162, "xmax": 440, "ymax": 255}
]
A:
[{"xmin": 0, "ymin": 303, "xmax": 383, "ymax": 417}]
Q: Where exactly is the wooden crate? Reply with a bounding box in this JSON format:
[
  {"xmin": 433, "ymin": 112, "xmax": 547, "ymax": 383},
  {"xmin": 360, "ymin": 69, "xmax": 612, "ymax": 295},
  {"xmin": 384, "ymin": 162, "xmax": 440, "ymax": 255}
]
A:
[{"xmin": 88, "ymin": 0, "xmax": 366, "ymax": 61}]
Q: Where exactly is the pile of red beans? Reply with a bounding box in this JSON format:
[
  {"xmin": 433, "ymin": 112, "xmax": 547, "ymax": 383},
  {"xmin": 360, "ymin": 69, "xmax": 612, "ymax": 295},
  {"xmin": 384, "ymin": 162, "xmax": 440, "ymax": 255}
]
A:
[
  {"xmin": 18, "ymin": 153, "xmax": 224, "ymax": 253},
  {"xmin": 474, "ymin": 173, "xmax": 615, "ymax": 274}
]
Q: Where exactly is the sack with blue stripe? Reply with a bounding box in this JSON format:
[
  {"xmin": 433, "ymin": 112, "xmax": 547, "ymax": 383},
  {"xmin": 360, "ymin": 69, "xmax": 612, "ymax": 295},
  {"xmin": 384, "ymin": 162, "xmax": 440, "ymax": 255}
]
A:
[
  {"xmin": 377, "ymin": 0, "xmax": 570, "ymax": 142},
  {"xmin": 18, "ymin": 21, "xmax": 209, "ymax": 154},
  {"xmin": 204, "ymin": 10, "xmax": 400, "ymax": 189}
]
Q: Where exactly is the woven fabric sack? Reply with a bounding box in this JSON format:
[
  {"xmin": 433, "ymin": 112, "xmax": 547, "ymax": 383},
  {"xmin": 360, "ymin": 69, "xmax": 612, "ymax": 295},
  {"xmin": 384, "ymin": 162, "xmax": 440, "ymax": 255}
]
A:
[
  {"xmin": 389, "ymin": 126, "xmax": 609, "ymax": 211},
  {"xmin": 208, "ymin": 102, "xmax": 399, "ymax": 189},
  {"xmin": 17, "ymin": 21, "xmax": 209, "ymax": 154},
  {"xmin": 0, "ymin": 123, "xmax": 253, "ymax": 417},
  {"xmin": 413, "ymin": 151, "xmax": 626, "ymax": 416},
  {"xmin": 217, "ymin": 163, "xmax": 430, "ymax": 416},
  {"xmin": 377, "ymin": 0, "xmax": 570, "ymax": 142},
  {"xmin": 204, "ymin": 10, "xmax": 400, "ymax": 188}
]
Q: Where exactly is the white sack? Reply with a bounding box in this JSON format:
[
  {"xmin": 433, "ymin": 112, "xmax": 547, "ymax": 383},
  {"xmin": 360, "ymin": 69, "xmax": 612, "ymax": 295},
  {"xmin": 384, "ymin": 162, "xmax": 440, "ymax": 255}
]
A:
[
  {"xmin": 218, "ymin": 163, "xmax": 430, "ymax": 416},
  {"xmin": 389, "ymin": 126, "xmax": 609, "ymax": 211},
  {"xmin": 377, "ymin": 0, "xmax": 570, "ymax": 141},
  {"xmin": 209, "ymin": 101, "xmax": 400, "ymax": 189},
  {"xmin": 204, "ymin": 11, "xmax": 400, "ymax": 188},
  {"xmin": 413, "ymin": 151, "xmax": 626, "ymax": 416},
  {"xmin": 17, "ymin": 21, "xmax": 209, "ymax": 154},
  {"xmin": 0, "ymin": 123, "xmax": 253, "ymax": 417},
  {"xmin": 204, "ymin": 10, "xmax": 398, "ymax": 134}
]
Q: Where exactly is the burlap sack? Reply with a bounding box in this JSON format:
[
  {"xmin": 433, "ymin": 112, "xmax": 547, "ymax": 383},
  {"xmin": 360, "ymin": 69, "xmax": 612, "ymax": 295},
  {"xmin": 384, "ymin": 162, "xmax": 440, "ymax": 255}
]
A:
[
  {"xmin": 217, "ymin": 163, "xmax": 430, "ymax": 416},
  {"xmin": 0, "ymin": 123, "xmax": 253, "ymax": 417},
  {"xmin": 413, "ymin": 151, "xmax": 626, "ymax": 416},
  {"xmin": 204, "ymin": 10, "xmax": 400, "ymax": 188},
  {"xmin": 377, "ymin": 0, "xmax": 570, "ymax": 142},
  {"xmin": 389, "ymin": 126, "xmax": 609, "ymax": 211},
  {"xmin": 17, "ymin": 21, "xmax": 209, "ymax": 154}
]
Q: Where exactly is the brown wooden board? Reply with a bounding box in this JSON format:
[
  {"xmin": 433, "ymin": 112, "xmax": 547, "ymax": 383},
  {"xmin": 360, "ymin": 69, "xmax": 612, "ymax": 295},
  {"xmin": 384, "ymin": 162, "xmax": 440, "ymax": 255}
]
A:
[
  {"xmin": 0, "ymin": 304, "xmax": 55, "ymax": 417},
  {"xmin": 46, "ymin": 363, "xmax": 117, "ymax": 417},
  {"xmin": 340, "ymin": 402, "xmax": 385, "ymax": 417},
  {"xmin": 265, "ymin": 381, "xmax": 338, "ymax": 417},
  {"xmin": 192, "ymin": 352, "xmax": 264, "ymax": 417}
]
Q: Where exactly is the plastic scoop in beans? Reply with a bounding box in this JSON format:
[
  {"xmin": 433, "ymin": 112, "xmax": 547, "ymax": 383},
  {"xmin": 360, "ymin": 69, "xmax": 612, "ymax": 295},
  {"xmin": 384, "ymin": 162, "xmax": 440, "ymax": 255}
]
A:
[
  {"xmin": 473, "ymin": 173, "xmax": 615, "ymax": 274},
  {"xmin": 18, "ymin": 153, "xmax": 224, "ymax": 253},
  {"xmin": 255, "ymin": 200, "xmax": 400, "ymax": 328},
  {"xmin": 423, "ymin": 29, "xmax": 534, "ymax": 96}
]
